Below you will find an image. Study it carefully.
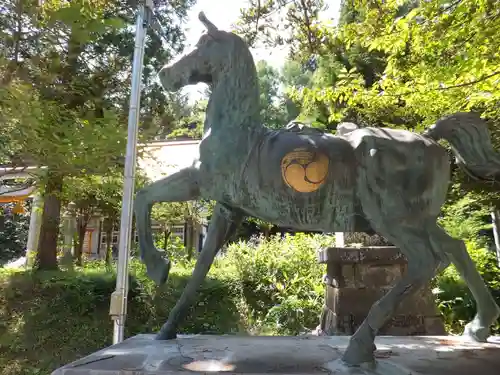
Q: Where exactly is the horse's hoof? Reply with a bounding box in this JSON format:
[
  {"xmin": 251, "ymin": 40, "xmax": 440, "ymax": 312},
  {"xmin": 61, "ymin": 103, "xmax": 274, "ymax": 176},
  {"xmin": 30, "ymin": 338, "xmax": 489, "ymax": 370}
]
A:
[
  {"xmin": 463, "ymin": 305, "xmax": 500, "ymax": 343},
  {"xmin": 156, "ymin": 323, "xmax": 177, "ymax": 340},
  {"xmin": 342, "ymin": 338, "xmax": 376, "ymax": 366},
  {"xmin": 146, "ymin": 255, "xmax": 171, "ymax": 286},
  {"xmin": 463, "ymin": 321, "xmax": 490, "ymax": 342}
]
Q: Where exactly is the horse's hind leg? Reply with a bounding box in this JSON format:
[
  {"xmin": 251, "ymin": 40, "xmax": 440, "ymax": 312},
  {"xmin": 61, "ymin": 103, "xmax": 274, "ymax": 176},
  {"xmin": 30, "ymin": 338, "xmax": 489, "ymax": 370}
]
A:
[
  {"xmin": 430, "ymin": 225, "xmax": 500, "ymax": 341},
  {"xmin": 342, "ymin": 221, "xmax": 449, "ymax": 365}
]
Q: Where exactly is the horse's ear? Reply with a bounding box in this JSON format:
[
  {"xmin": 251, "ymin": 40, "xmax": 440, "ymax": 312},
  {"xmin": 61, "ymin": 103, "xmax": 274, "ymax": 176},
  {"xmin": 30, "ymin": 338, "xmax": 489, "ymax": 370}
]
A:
[{"xmin": 198, "ymin": 12, "xmax": 219, "ymax": 34}]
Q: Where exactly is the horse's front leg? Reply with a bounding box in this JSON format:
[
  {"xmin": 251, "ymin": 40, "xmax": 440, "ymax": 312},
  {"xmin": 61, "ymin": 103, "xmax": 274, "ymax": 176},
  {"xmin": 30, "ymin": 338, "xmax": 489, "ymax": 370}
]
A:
[
  {"xmin": 156, "ymin": 203, "xmax": 242, "ymax": 340},
  {"xmin": 134, "ymin": 167, "xmax": 200, "ymax": 285}
]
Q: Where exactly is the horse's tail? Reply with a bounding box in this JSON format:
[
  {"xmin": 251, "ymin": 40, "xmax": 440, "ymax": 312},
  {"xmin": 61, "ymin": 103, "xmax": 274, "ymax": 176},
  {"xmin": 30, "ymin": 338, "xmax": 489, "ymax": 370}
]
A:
[{"xmin": 423, "ymin": 112, "xmax": 500, "ymax": 183}]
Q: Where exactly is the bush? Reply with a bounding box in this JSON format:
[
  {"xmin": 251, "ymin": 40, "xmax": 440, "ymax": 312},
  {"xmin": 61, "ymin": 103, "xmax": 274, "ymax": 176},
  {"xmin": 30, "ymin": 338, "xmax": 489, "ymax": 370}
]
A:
[
  {"xmin": 214, "ymin": 233, "xmax": 333, "ymax": 335},
  {"xmin": 153, "ymin": 236, "xmax": 195, "ymax": 268},
  {"xmin": 436, "ymin": 197, "xmax": 500, "ymax": 334},
  {"xmin": 439, "ymin": 194, "xmax": 491, "ymax": 245}
]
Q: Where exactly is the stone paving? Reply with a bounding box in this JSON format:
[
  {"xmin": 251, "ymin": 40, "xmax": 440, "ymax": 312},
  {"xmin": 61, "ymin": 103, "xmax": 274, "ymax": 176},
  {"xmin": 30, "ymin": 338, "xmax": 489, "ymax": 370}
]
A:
[{"xmin": 52, "ymin": 334, "xmax": 500, "ymax": 375}]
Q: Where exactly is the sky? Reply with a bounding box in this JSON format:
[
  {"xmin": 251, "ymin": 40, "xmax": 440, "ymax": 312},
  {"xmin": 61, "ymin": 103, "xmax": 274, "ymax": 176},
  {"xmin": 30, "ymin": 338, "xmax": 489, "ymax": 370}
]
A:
[{"xmin": 177, "ymin": 0, "xmax": 341, "ymax": 101}]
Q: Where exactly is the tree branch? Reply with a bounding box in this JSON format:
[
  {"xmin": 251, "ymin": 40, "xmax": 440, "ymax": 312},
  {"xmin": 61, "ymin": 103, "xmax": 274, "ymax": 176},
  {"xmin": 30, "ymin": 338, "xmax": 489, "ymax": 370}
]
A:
[
  {"xmin": 378, "ymin": 70, "xmax": 500, "ymax": 98},
  {"xmin": 435, "ymin": 71, "xmax": 500, "ymax": 91}
]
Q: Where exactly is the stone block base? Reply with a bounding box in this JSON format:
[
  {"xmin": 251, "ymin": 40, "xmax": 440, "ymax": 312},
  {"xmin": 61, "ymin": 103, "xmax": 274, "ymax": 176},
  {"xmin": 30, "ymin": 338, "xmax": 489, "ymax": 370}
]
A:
[
  {"xmin": 51, "ymin": 334, "xmax": 500, "ymax": 375},
  {"xmin": 318, "ymin": 246, "xmax": 446, "ymax": 335}
]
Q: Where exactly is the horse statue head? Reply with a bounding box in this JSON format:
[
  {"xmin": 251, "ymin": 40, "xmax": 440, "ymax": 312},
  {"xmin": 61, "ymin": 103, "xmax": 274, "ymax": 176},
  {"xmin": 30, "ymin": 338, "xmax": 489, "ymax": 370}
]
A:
[
  {"xmin": 158, "ymin": 12, "xmax": 256, "ymax": 92},
  {"xmin": 158, "ymin": 12, "xmax": 261, "ymax": 133}
]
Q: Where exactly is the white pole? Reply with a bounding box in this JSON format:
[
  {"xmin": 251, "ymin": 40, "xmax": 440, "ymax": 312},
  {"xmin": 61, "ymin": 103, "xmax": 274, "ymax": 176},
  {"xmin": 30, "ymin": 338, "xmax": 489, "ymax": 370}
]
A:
[
  {"xmin": 335, "ymin": 232, "xmax": 345, "ymax": 247},
  {"xmin": 25, "ymin": 194, "xmax": 44, "ymax": 268},
  {"xmin": 110, "ymin": 0, "xmax": 154, "ymax": 345}
]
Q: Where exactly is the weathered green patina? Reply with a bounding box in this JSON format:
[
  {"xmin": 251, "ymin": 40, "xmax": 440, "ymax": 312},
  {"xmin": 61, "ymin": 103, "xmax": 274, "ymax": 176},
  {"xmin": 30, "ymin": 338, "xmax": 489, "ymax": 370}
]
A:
[{"xmin": 134, "ymin": 12, "xmax": 500, "ymax": 366}]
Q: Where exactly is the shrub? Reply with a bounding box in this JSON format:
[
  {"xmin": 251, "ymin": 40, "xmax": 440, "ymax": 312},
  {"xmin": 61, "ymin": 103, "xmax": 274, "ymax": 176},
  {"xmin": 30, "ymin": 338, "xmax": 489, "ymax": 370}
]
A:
[
  {"xmin": 153, "ymin": 236, "xmax": 195, "ymax": 269},
  {"xmin": 439, "ymin": 194, "xmax": 491, "ymax": 245},
  {"xmin": 214, "ymin": 233, "xmax": 334, "ymax": 335}
]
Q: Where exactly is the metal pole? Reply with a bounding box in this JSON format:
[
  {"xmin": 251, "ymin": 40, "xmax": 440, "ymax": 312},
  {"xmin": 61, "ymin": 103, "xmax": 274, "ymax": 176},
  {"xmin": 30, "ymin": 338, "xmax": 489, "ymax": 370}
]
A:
[
  {"xmin": 335, "ymin": 232, "xmax": 345, "ymax": 247},
  {"xmin": 110, "ymin": 0, "xmax": 154, "ymax": 345},
  {"xmin": 25, "ymin": 194, "xmax": 43, "ymax": 268}
]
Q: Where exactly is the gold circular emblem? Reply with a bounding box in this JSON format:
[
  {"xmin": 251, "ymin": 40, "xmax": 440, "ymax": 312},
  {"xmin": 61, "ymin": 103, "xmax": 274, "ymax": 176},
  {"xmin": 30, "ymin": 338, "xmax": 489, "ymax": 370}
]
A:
[{"xmin": 280, "ymin": 148, "xmax": 329, "ymax": 193}]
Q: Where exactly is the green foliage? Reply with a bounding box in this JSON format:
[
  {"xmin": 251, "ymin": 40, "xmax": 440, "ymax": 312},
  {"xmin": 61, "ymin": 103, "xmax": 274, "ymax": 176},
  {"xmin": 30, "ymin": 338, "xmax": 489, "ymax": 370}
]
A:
[
  {"xmin": 256, "ymin": 60, "xmax": 289, "ymax": 129},
  {"xmin": 1, "ymin": 0, "xmax": 193, "ymax": 172},
  {"xmin": 255, "ymin": 59, "xmax": 318, "ymax": 130},
  {"xmin": 59, "ymin": 171, "xmax": 149, "ymax": 264},
  {"xmin": 151, "ymin": 198, "xmax": 213, "ymax": 260},
  {"xmin": 439, "ymin": 192, "xmax": 491, "ymax": 243},
  {"xmin": 151, "ymin": 202, "xmax": 186, "ymax": 230},
  {"xmin": 1, "ymin": 3, "xmax": 125, "ymax": 173},
  {"xmin": 62, "ymin": 170, "xmax": 149, "ymax": 220},
  {"xmin": 236, "ymin": 0, "xmax": 327, "ymax": 58},
  {"xmin": 1, "ymin": 0, "xmax": 196, "ymax": 268},
  {"xmin": 238, "ymin": 0, "xmax": 499, "ymax": 135},
  {"xmin": 167, "ymin": 99, "xmax": 207, "ymax": 140},
  {"xmin": 292, "ymin": 0, "xmax": 499, "ymax": 127},
  {"xmin": 63, "ymin": 174, "xmax": 121, "ymax": 213},
  {"xmin": 433, "ymin": 241, "xmax": 500, "ymax": 335},
  {"xmin": 154, "ymin": 235, "xmax": 193, "ymax": 267},
  {"xmin": 152, "ymin": 200, "xmax": 212, "ymax": 233},
  {"xmin": 214, "ymin": 233, "xmax": 334, "ymax": 335}
]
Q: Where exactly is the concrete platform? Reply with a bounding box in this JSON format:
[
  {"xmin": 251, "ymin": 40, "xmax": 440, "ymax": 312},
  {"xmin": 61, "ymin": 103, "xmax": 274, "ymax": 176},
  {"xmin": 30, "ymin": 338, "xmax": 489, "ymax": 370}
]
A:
[{"xmin": 51, "ymin": 334, "xmax": 500, "ymax": 375}]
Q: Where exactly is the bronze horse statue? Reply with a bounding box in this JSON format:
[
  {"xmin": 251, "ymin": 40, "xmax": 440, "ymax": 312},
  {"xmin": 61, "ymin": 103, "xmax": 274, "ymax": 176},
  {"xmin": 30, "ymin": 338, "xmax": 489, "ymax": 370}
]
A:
[{"xmin": 134, "ymin": 12, "xmax": 500, "ymax": 366}]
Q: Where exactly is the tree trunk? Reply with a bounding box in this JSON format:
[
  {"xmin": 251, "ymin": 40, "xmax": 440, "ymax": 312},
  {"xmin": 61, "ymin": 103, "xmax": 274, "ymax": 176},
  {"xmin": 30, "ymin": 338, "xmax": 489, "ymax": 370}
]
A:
[
  {"xmin": 185, "ymin": 218, "xmax": 194, "ymax": 260},
  {"xmin": 75, "ymin": 210, "xmax": 90, "ymax": 266},
  {"xmin": 104, "ymin": 219, "xmax": 113, "ymax": 266},
  {"xmin": 75, "ymin": 223, "xmax": 86, "ymax": 266},
  {"xmin": 36, "ymin": 171, "xmax": 63, "ymax": 270},
  {"xmin": 164, "ymin": 228, "xmax": 171, "ymax": 251},
  {"xmin": 260, "ymin": 223, "xmax": 271, "ymax": 239}
]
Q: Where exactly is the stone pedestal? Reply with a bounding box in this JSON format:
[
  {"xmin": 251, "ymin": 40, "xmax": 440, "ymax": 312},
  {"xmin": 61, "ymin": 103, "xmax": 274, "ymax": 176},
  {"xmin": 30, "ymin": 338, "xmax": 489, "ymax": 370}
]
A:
[
  {"xmin": 51, "ymin": 334, "xmax": 500, "ymax": 375},
  {"xmin": 318, "ymin": 246, "xmax": 446, "ymax": 336}
]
